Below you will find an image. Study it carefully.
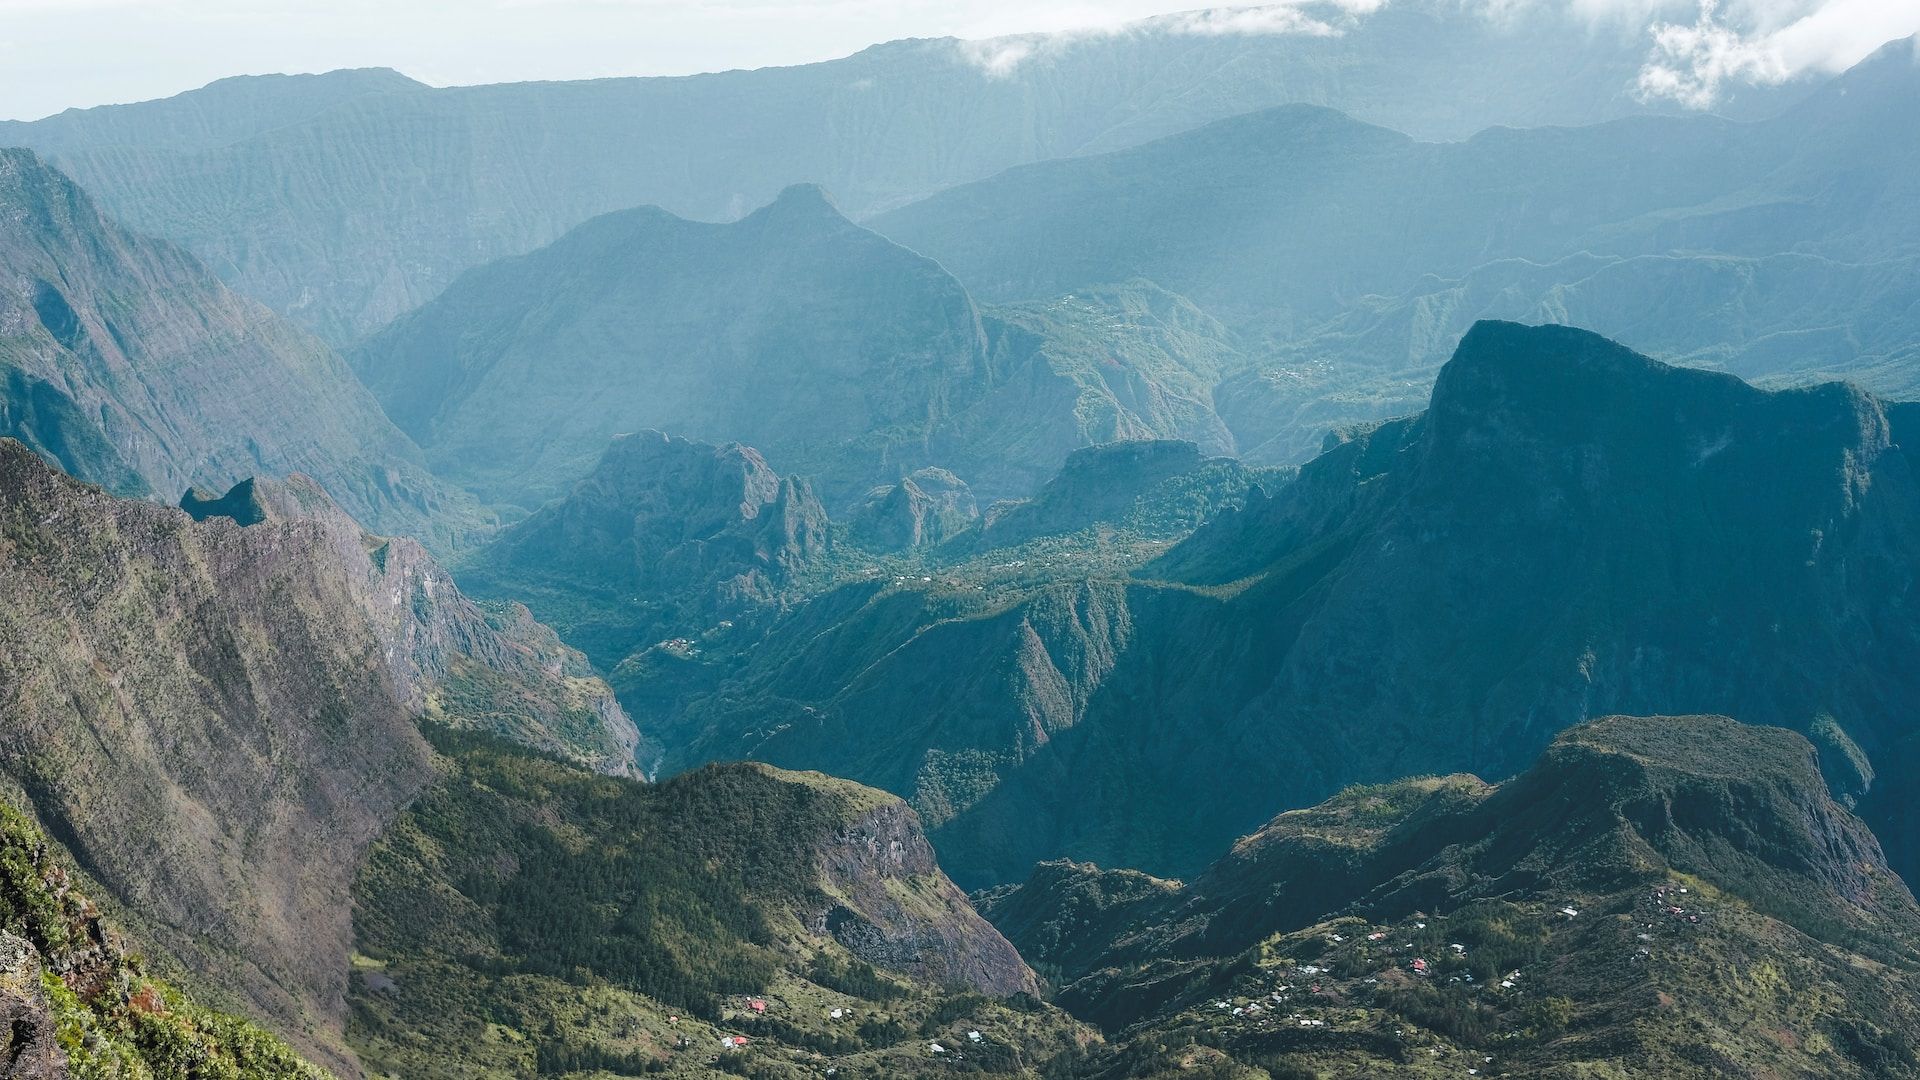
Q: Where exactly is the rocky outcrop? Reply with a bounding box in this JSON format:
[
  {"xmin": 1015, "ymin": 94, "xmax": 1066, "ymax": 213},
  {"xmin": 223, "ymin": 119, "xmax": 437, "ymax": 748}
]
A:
[
  {"xmin": 462, "ymin": 430, "xmax": 830, "ymax": 668},
  {"xmin": 975, "ymin": 439, "xmax": 1207, "ymax": 548},
  {"xmin": 0, "ymin": 149, "xmax": 480, "ymax": 549},
  {"xmin": 0, "ymin": 934, "xmax": 63, "ymax": 1080},
  {"xmin": 849, "ymin": 468, "xmax": 978, "ymax": 551},
  {"xmin": 179, "ymin": 478, "xmax": 273, "ymax": 526},
  {"xmin": 818, "ymin": 798, "xmax": 1039, "ymax": 997},
  {"xmin": 0, "ymin": 442, "xmax": 634, "ymax": 1073}
]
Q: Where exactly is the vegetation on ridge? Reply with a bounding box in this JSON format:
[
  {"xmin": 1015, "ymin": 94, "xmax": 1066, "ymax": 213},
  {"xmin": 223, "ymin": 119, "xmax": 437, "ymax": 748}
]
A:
[
  {"xmin": 0, "ymin": 801, "xmax": 328, "ymax": 1079},
  {"xmin": 982, "ymin": 715, "xmax": 1920, "ymax": 1079},
  {"xmin": 348, "ymin": 729, "xmax": 1084, "ymax": 1078}
]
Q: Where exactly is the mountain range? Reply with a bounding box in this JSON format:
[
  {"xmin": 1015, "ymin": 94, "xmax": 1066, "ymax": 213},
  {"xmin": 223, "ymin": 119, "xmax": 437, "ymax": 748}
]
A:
[
  {"xmin": 352, "ymin": 189, "xmax": 1236, "ymax": 513},
  {"xmin": 4, "ymin": 15, "xmax": 1920, "ymax": 1080},
  {"xmin": 0, "ymin": 5, "xmax": 1814, "ymax": 345},
  {"xmin": 875, "ymin": 40, "xmax": 1920, "ymax": 326},
  {"xmin": 871, "ymin": 37, "xmax": 1920, "ymax": 461},
  {"xmin": 0, "ymin": 148, "xmax": 480, "ymax": 546},
  {"xmin": 0, "ymin": 437, "xmax": 1083, "ymax": 1078},
  {"xmin": 641, "ymin": 322, "xmax": 1920, "ymax": 893}
]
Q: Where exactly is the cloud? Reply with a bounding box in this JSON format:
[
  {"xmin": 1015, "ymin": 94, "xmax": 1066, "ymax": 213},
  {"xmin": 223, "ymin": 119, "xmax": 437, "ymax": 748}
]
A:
[
  {"xmin": 1152, "ymin": 5, "xmax": 1349, "ymax": 35},
  {"xmin": 1634, "ymin": 0, "xmax": 1920, "ymax": 107},
  {"xmin": 950, "ymin": 0, "xmax": 1919, "ymax": 103},
  {"xmin": 958, "ymin": 37, "xmax": 1037, "ymax": 75},
  {"xmin": 954, "ymin": 1, "xmax": 1378, "ymax": 76}
]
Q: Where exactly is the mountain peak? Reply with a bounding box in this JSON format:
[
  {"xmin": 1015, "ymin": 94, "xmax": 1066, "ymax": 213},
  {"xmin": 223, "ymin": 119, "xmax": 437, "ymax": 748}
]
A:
[
  {"xmin": 1424, "ymin": 321, "xmax": 1885, "ymax": 479},
  {"xmin": 469, "ymin": 431, "xmax": 829, "ymax": 668},
  {"xmin": 1433, "ymin": 319, "xmax": 1701, "ymax": 407},
  {"xmin": 1501, "ymin": 715, "xmax": 1897, "ymax": 906},
  {"xmin": 0, "ymin": 146, "xmax": 87, "ymax": 217},
  {"xmin": 351, "ymin": 168, "xmax": 990, "ymax": 512},
  {"xmin": 752, "ymin": 181, "xmax": 847, "ymax": 223},
  {"xmin": 201, "ymin": 66, "xmax": 424, "ymax": 92}
]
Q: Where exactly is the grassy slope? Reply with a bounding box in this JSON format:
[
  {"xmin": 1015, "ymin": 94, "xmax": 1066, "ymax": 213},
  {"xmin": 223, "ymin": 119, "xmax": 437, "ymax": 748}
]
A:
[{"xmin": 348, "ymin": 730, "xmax": 1088, "ymax": 1079}]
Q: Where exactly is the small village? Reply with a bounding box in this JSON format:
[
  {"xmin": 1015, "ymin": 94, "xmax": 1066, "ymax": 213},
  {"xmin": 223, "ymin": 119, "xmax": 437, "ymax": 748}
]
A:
[{"xmin": 1147, "ymin": 881, "xmax": 1721, "ymax": 1077}]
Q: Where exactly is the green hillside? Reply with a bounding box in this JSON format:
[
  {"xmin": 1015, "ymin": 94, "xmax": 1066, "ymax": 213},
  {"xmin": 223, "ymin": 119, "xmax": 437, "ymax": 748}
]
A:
[
  {"xmin": 348, "ymin": 729, "xmax": 1080, "ymax": 1079},
  {"xmin": 987, "ymin": 715, "xmax": 1920, "ymax": 1079}
]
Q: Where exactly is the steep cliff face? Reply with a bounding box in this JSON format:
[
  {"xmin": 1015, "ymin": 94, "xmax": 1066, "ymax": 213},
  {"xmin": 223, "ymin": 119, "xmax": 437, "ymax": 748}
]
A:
[
  {"xmin": 0, "ymin": 440, "xmax": 432, "ymax": 1073},
  {"xmin": 817, "ymin": 797, "xmax": 1037, "ymax": 997},
  {"xmin": 984, "ymin": 715, "xmax": 1920, "ymax": 1078},
  {"xmin": 0, "ymin": 442, "xmax": 635, "ymax": 1072},
  {"xmin": 180, "ymin": 471, "xmax": 642, "ymax": 776},
  {"xmin": 0, "ymin": 803, "xmax": 327, "ymax": 1079},
  {"xmin": 1149, "ymin": 321, "xmax": 1920, "ymax": 876},
  {"xmin": 0, "ymin": 149, "xmax": 479, "ymax": 548}
]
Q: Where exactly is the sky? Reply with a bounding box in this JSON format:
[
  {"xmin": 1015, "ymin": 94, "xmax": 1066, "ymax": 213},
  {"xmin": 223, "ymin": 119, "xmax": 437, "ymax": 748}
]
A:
[{"xmin": 1, "ymin": 0, "xmax": 1915, "ymax": 122}]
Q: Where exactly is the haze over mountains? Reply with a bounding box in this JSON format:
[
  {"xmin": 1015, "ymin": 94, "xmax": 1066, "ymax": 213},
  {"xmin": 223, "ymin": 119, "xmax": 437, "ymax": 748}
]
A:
[
  {"xmin": 0, "ymin": 4, "xmax": 1817, "ymax": 345},
  {"xmin": 352, "ymin": 185, "xmax": 993, "ymax": 511},
  {"xmin": 0, "ymin": 149, "xmax": 479, "ymax": 545},
  {"xmin": 354, "ymin": 187, "xmax": 1238, "ymax": 513},
  {"xmin": 874, "ymin": 36, "xmax": 1920, "ymax": 458},
  {"xmin": 4, "ymin": 7, "xmax": 1920, "ymax": 1078},
  {"xmin": 655, "ymin": 323, "xmax": 1920, "ymax": 889}
]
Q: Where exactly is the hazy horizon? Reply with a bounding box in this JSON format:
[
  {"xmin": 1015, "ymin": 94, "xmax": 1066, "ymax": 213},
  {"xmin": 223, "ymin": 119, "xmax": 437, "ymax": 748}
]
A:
[{"xmin": 3, "ymin": 0, "xmax": 1915, "ymax": 122}]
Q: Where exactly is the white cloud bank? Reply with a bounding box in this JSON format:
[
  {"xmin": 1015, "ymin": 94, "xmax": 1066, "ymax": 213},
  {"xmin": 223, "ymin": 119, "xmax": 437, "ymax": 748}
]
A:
[
  {"xmin": 953, "ymin": 0, "xmax": 1920, "ymax": 106},
  {"xmin": 1634, "ymin": 0, "xmax": 1920, "ymax": 107},
  {"xmin": 955, "ymin": 1, "xmax": 1383, "ymax": 78},
  {"xmin": 2, "ymin": 0, "xmax": 1912, "ymax": 120}
]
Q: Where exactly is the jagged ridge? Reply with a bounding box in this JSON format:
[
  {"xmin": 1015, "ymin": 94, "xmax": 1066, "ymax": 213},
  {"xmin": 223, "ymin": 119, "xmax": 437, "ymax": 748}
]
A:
[{"xmin": 0, "ymin": 441, "xmax": 636, "ymax": 1072}]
